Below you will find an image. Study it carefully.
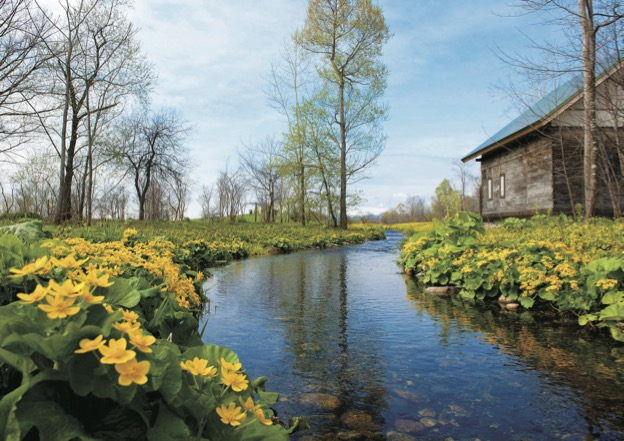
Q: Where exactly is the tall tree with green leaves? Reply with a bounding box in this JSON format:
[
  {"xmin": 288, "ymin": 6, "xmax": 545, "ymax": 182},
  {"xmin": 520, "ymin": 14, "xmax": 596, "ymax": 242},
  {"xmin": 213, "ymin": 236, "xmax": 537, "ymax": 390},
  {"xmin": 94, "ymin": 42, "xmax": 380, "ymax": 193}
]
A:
[{"xmin": 301, "ymin": 0, "xmax": 390, "ymax": 229}]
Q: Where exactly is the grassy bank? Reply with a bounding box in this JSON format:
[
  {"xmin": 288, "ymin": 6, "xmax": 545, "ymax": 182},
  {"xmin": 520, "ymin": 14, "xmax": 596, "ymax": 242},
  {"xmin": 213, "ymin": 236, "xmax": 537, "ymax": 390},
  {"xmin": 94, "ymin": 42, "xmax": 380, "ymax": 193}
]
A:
[
  {"xmin": 0, "ymin": 219, "xmax": 387, "ymax": 440},
  {"xmin": 399, "ymin": 212, "xmax": 624, "ymax": 342}
]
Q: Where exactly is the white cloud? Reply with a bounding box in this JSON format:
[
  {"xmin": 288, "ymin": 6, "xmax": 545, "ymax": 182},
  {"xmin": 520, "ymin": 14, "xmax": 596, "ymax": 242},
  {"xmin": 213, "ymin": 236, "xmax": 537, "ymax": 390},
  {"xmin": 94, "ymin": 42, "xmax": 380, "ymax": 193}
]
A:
[{"xmin": 121, "ymin": 0, "xmax": 554, "ymax": 217}]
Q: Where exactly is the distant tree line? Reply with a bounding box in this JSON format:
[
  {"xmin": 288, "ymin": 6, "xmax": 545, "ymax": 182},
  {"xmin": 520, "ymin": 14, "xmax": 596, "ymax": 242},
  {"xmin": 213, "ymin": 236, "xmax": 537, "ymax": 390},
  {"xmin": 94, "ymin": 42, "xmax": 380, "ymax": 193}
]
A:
[
  {"xmin": 0, "ymin": 0, "xmax": 391, "ymax": 227},
  {"xmin": 376, "ymin": 162, "xmax": 480, "ymax": 224}
]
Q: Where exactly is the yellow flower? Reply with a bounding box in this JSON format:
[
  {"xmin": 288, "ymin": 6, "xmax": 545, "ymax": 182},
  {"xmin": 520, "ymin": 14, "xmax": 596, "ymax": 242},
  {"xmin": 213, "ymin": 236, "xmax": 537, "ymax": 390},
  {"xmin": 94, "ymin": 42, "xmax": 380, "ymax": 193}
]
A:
[
  {"xmin": 98, "ymin": 338, "xmax": 136, "ymax": 364},
  {"xmin": 254, "ymin": 408, "xmax": 273, "ymax": 426},
  {"xmin": 216, "ymin": 402, "xmax": 247, "ymax": 427},
  {"xmin": 180, "ymin": 357, "xmax": 218, "ymax": 377},
  {"xmin": 221, "ymin": 370, "xmax": 249, "ymax": 392},
  {"xmin": 121, "ymin": 309, "xmax": 139, "ymax": 323},
  {"xmin": 50, "ymin": 253, "xmax": 89, "ymax": 269},
  {"xmin": 17, "ymin": 285, "xmax": 48, "ymax": 304},
  {"xmin": 77, "ymin": 270, "xmax": 114, "ymax": 288},
  {"xmin": 103, "ymin": 303, "xmax": 115, "ymax": 313},
  {"xmin": 239, "ymin": 396, "xmax": 259, "ymax": 412},
  {"xmin": 9, "ymin": 256, "xmax": 49, "ymax": 278},
  {"xmin": 113, "ymin": 321, "xmax": 141, "ymax": 334},
  {"xmin": 115, "ymin": 358, "xmax": 150, "ymax": 386},
  {"xmin": 80, "ymin": 288, "xmax": 105, "ymax": 305},
  {"xmin": 596, "ymin": 279, "xmax": 619, "ymax": 290},
  {"xmin": 219, "ymin": 357, "xmax": 242, "ymax": 373},
  {"xmin": 47, "ymin": 279, "xmax": 85, "ymax": 298},
  {"xmin": 75, "ymin": 335, "xmax": 106, "ymax": 354},
  {"xmin": 37, "ymin": 295, "xmax": 81, "ymax": 319},
  {"xmin": 128, "ymin": 331, "xmax": 156, "ymax": 353}
]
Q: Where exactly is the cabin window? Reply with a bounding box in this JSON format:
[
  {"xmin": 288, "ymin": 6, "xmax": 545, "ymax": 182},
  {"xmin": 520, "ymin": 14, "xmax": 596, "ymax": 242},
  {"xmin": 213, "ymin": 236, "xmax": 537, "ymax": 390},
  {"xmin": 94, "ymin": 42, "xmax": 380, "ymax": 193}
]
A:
[
  {"xmin": 487, "ymin": 178, "xmax": 493, "ymax": 200},
  {"xmin": 500, "ymin": 174, "xmax": 506, "ymax": 199}
]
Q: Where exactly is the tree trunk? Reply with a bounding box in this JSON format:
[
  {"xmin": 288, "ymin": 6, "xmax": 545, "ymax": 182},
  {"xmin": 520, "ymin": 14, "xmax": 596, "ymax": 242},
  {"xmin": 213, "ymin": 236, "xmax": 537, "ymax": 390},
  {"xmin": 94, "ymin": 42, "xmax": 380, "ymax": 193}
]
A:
[
  {"xmin": 299, "ymin": 164, "xmax": 306, "ymax": 225},
  {"xmin": 339, "ymin": 78, "xmax": 348, "ymax": 229},
  {"xmin": 580, "ymin": 0, "xmax": 598, "ymax": 219}
]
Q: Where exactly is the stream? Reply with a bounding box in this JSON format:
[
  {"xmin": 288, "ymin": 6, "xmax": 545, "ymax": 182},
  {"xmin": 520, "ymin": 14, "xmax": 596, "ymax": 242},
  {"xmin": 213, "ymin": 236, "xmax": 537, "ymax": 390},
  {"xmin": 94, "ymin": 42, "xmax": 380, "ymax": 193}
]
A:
[{"xmin": 201, "ymin": 230, "xmax": 624, "ymax": 440}]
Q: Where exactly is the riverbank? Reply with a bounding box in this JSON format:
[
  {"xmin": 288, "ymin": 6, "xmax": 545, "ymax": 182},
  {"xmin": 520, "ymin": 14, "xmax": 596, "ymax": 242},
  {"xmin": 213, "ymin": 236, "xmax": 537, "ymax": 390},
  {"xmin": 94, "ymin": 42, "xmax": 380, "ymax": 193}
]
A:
[
  {"xmin": 399, "ymin": 212, "xmax": 624, "ymax": 343},
  {"xmin": 0, "ymin": 219, "xmax": 386, "ymax": 440}
]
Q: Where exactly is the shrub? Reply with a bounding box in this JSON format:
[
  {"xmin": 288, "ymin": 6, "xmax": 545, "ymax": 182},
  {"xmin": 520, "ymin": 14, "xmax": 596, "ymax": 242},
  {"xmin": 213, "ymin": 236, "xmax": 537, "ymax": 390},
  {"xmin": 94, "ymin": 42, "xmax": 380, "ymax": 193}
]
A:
[{"xmin": 0, "ymin": 229, "xmax": 302, "ymax": 440}]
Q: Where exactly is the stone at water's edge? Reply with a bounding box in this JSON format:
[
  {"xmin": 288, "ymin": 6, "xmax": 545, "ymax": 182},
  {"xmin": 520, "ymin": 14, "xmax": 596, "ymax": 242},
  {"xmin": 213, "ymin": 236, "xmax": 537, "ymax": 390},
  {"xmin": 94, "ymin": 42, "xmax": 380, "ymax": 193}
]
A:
[
  {"xmin": 298, "ymin": 393, "xmax": 343, "ymax": 411},
  {"xmin": 504, "ymin": 302, "xmax": 520, "ymax": 310},
  {"xmin": 425, "ymin": 286, "xmax": 451, "ymax": 296}
]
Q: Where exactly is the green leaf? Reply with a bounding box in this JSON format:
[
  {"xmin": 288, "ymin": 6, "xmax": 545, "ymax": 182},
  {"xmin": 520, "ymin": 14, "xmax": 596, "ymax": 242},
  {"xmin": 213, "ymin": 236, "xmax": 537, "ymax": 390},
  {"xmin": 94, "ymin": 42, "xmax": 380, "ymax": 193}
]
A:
[
  {"xmin": 252, "ymin": 376, "xmax": 279, "ymax": 405},
  {"xmin": 146, "ymin": 404, "xmax": 190, "ymax": 441},
  {"xmin": 538, "ymin": 290, "xmax": 555, "ymax": 301},
  {"xmin": 16, "ymin": 394, "xmax": 97, "ymax": 441},
  {"xmin": 183, "ymin": 344, "xmax": 239, "ymax": 368},
  {"xmin": 150, "ymin": 342, "xmax": 182, "ymax": 402},
  {"xmin": 579, "ymin": 314, "xmax": 598, "ymax": 326},
  {"xmin": 0, "ymin": 382, "xmax": 29, "ymax": 441},
  {"xmin": 68, "ymin": 354, "xmax": 108, "ymax": 397},
  {"xmin": 105, "ymin": 278, "xmax": 141, "ymax": 308},
  {"xmin": 519, "ymin": 296, "xmax": 535, "ymax": 309},
  {"xmin": 602, "ymin": 291, "xmax": 624, "ymax": 305},
  {"xmin": 598, "ymin": 302, "xmax": 624, "ymax": 321},
  {"xmin": 0, "ymin": 346, "xmax": 37, "ymax": 375}
]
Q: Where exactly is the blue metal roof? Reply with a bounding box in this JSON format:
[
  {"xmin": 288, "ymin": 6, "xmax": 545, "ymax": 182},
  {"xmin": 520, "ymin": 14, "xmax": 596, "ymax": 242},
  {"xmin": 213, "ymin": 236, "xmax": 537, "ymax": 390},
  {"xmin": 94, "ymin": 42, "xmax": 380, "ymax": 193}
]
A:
[{"xmin": 462, "ymin": 74, "xmax": 584, "ymax": 162}]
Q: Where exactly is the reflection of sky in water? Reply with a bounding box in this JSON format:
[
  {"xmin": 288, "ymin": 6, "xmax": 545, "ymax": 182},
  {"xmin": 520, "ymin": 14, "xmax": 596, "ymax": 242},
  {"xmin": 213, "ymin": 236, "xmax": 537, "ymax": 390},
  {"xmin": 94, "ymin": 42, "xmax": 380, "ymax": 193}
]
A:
[{"xmin": 201, "ymin": 231, "xmax": 624, "ymax": 440}]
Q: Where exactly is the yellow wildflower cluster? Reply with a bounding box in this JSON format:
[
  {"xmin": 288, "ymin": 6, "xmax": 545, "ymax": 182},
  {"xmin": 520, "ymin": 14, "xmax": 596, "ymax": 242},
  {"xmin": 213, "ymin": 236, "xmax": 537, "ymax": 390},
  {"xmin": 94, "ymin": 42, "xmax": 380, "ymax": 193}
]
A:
[
  {"xmin": 74, "ymin": 307, "xmax": 155, "ymax": 386},
  {"xmin": 596, "ymin": 279, "xmax": 620, "ymax": 290},
  {"xmin": 13, "ymin": 259, "xmax": 113, "ymax": 319},
  {"xmin": 178, "ymin": 355, "xmax": 272, "ymax": 427},
  {"xmin": 216, "ymin": 397, "xmax": 273, "ymax": 427},
  {"xmin": 41, "ymin": 231, "xmax": 200, "ymax": 309}
]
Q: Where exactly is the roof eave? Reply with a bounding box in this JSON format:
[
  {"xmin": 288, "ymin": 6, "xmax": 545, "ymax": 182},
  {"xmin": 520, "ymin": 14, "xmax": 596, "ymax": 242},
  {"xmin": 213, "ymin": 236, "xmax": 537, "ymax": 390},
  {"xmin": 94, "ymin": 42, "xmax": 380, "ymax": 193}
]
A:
[{"xmin": 461, "ymin": 120, "xmax": 549, "ymax": 162}]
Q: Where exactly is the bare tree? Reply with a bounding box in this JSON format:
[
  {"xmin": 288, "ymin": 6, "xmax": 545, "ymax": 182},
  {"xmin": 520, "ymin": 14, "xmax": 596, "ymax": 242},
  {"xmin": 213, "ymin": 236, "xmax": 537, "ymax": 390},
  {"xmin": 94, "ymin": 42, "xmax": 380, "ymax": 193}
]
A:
[
  {"xmin": 216, "ymin": 168, "xmax": 247, "ymax": 222},
  {"xmin": 29, "ymin": 0, "xmax": 151, "ymax": 224},
  {"xmin": 239, "ymin": 137, "xmax": 282, "ymax": 222},
  {"xmin": 112, "ymin": 108, "xmax": 190, "ymax": 220},
  {"xmin": 166, "ymin": 172, "xmax": 190, "ymax": 221},
  {"xmin": 504, "ymin": 0, "xmax": 624, "ymax": 219},
  {"xmin": 198, "ymin": 184, "xmax": 214, "ymax": 219},
  {"xmin": 453, "ymin": 160, "xmax": 479, "ymax": 212},
  {"xmin": 0, "ymin": 0, "xmax": 51, "ymax": 157},
  {"xmin": 8, "ymin": 148, "xmax": 57, "ymax": 217}
]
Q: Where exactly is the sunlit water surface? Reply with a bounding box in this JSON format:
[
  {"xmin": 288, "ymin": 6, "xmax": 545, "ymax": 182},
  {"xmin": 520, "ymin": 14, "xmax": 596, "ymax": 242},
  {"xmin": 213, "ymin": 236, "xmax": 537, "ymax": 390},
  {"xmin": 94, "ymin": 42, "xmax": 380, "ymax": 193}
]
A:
[{"xmin": 201, "ymin": 231, "xmax": 624, "ymax": 440}]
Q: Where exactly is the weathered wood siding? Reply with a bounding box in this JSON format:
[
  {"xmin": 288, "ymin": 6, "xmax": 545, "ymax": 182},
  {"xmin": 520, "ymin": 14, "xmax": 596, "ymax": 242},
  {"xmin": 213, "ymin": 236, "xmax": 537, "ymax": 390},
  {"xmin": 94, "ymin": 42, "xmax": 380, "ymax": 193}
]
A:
[
  {"xmin": 480, "ymin": 135, "xmax": 553, "ymax": 219},
  {"xmin": 552, "ymin": 126, "xmax": 624, "ymax": 216}
]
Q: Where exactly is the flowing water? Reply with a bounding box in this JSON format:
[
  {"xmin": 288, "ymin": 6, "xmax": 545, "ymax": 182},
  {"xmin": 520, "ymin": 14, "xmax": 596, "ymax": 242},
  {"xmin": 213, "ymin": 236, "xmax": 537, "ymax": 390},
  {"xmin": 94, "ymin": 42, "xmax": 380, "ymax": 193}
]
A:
[{"xmin": 201, "ymin": 231, "xmax": 624, "ymax": 440}]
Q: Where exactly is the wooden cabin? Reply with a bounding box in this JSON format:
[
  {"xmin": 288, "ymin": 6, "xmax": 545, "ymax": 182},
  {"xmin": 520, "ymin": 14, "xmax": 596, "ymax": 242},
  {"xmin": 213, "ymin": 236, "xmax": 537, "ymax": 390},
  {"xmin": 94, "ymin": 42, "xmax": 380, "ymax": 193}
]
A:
[{"xmin": 462, "ymin": 63, "xmax": 624, "ymax": 220}]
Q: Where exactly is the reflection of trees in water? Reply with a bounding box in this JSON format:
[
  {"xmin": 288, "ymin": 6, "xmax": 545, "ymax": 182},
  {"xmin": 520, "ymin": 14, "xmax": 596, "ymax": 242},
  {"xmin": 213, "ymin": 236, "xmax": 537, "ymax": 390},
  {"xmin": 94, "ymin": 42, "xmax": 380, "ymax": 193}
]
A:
[
  {"xmin": 263, "ymin": 251, "xmax": 387, "ymax": 429},
  {"xmin": 404, "ymin": 278, "xmax": 624, "ymax": 434}
]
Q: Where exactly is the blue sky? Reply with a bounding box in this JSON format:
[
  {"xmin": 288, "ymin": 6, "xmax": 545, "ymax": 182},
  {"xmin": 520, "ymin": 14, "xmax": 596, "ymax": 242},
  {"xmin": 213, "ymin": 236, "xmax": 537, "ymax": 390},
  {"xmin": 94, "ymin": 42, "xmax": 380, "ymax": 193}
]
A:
[{"xmin": 128, "ymin": 0, "xmax": 555, "ymax": 216}]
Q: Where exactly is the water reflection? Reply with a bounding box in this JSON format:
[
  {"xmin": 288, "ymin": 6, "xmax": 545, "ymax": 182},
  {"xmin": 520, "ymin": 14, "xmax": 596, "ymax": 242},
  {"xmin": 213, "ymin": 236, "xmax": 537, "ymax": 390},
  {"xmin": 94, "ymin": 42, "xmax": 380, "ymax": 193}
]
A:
[
  {"xmin": 404, "ymin": 277, "xmax": 624, "ymax": 438},
  {"xmin": 202, "ymin": 232, "xmax": 624, "ymax": 440}
]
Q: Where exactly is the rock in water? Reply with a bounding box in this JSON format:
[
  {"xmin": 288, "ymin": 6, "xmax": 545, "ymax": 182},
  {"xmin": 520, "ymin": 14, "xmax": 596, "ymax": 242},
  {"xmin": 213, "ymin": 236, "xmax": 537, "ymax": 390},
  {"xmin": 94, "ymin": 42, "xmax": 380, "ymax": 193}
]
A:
[
  {"xmin": 386, "ymin": 432, "xmax": 417, "ymax": 441},
  {"xmin": 419, "ymin": 417, "xmax": 437, "ymax": 427},
  {"xmin": 299, "ymin": 393, "xmax": 343, "ymax": 411},
  {"xmin": 395, "ymin": 419, "xmax": 426, "ymax": 433},
  {"xmin": 341, "ymin": 410, "xmax": 380, "ymax": 431}
]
